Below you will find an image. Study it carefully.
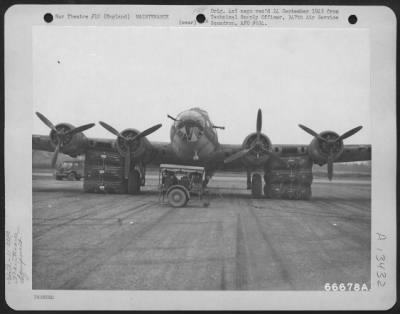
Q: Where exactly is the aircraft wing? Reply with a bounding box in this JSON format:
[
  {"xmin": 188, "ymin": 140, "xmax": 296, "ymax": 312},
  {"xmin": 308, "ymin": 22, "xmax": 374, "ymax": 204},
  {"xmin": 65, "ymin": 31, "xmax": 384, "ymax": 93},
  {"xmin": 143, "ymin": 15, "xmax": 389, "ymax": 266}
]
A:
[
  {"xmin": 33, "ymin": 135, "xmax": 115, "ymax": 155},
  {"xmin": 32, "ymin": 134, "xmax": 178, "ymax": 164},
  {"xmin": 216, "ymin": 143, "xmax": 371, "ymax": 169},
  {"xmin": 335, "ymin": 145, "xmax": 371, "ymax": 163}
]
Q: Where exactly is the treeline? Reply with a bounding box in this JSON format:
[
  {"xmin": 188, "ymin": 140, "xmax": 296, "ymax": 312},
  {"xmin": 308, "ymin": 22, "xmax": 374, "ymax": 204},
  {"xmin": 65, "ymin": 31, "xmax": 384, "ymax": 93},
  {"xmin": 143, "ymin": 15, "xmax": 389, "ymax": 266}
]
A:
[{"xmin": 32, "ymin": 150, "xmax": 83, "ymax": 169}]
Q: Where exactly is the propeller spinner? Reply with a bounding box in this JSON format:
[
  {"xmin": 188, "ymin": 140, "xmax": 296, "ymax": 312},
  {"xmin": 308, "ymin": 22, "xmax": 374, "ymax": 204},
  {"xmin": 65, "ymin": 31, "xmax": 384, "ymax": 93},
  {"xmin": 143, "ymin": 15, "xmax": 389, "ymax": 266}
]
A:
[
  {"xmin": 99, "ymin": 121, "xmax": 162, "ymax": 179},
  {"xmin": 36, "ymin": 112, "xmax": 95, "ymax": 168},
  {"xmin": 298, "ymin": 124, "xmax": 362, "ymax": 180}
]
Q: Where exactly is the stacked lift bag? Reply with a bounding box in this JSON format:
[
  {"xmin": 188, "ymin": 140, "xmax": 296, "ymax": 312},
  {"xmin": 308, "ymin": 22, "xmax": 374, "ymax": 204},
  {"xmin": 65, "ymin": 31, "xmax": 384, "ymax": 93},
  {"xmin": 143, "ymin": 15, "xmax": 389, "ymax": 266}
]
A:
[
  {"xmin": 83, "ymin": 150, "xmax": 127, "ymax": 194},
  {"xmin": 264, "ymin": 156, "xmax": 313, "ymax": 200}
]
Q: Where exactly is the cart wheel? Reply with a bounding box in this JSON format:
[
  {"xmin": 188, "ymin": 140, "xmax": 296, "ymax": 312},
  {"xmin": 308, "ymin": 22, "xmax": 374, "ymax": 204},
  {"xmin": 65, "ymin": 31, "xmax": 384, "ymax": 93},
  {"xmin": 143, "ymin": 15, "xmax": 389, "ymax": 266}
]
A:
[
  {"xmin": 67, "ymin": 172, "xmax": 76, "ymax": 181},
  {"xmin": 167, "ymin": 187, "xmax": 188, "ymax": 208}
]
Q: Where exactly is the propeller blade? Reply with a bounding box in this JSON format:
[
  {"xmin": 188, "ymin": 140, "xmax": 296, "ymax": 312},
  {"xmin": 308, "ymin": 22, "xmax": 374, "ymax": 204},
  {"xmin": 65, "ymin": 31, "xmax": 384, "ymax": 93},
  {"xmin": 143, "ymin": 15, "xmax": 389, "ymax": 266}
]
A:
[
  {"xmin": 256, "ymin": 109, "xmax": 262, "ymax": 134},
  {"xmin": 298, "ymin": 124, "xmax": 319, "ymax": 138},
  {"xmin": 99, "ymin": 121, "xmax": 126, "ymax": 139},
  {"xmin": 130, "ymin": 124, "xmax": 162, "ymax": 142},
  {"xmin": 64, "ymin": 123, "xmax": 95, "ymax": 136},
  {"xmin": 36, "ymin": 112, "xmax": 57, "ymax": 133},
  {"xmin": 337, "ymin": 126, "xmax": 363, "ymax": 142},
  {"xmin": 298, "ymin": 124, "xmax": 328, "ymax": 142},
  {"xmin": 51, "ymin": 143, "xmax": 61, "ymax": 168},
  {"xmin": 224, "ymin": 148, "xmax": 251, "ymax": 164},
  {"xmin": 124, "ymin": 145, "xmax": 131, "ymax": 179},
  {"xmin": 327, "ymin": 157, "xmax": 334, "ymax": 181}
]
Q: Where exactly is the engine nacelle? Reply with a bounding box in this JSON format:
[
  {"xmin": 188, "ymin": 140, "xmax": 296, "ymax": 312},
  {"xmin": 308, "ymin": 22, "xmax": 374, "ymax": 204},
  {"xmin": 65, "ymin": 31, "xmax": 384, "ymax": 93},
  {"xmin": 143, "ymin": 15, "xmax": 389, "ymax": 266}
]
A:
[
  {"xmin": 49, "ymin": 123, "xmax": 88, "ymax": 157},
  {"xmin": 241, "ymin": 132, "xmax": 272, "ymax": 166},
  {"xmin": 114, "ymin": 128, "xmax": 150, "ymax": 160},
  {"xmin": 308, "ymin": 131, "xmax": 344, "ymax": 165}
]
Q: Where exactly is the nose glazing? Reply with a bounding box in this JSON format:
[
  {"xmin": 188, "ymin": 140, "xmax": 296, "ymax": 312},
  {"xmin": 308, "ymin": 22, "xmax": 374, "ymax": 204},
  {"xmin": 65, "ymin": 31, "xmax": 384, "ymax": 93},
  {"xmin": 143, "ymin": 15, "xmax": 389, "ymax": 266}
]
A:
[{"xmin": 177, "ymin": 120, "xmax": 203, "ymax": 142}]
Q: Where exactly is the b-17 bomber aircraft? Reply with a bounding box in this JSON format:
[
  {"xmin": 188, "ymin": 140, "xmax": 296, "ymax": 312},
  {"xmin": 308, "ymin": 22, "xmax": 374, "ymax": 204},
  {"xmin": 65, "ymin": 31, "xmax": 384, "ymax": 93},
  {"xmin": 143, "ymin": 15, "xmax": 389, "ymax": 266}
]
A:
[{"xmin": 32, "ymin": 108, "xmax": 371, "ymax": 200}]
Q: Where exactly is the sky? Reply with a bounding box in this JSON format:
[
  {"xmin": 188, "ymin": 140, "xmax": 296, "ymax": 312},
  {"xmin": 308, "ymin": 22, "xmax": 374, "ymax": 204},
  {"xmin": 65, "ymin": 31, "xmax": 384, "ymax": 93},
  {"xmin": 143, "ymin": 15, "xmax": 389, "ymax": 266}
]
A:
[{"xmin": 33, "ymin": 26, "xmax": 370, "ymax": 145}]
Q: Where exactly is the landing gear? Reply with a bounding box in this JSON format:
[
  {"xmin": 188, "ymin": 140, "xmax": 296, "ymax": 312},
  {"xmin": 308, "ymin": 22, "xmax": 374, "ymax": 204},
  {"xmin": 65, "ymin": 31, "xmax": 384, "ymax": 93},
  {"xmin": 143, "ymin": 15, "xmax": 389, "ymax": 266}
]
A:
[
  {"xmin": 299, "ymin": 185, "xmax": 312, "ymax": 200},
  {"xmin": 127, "ymin": 169, "xmax": 141, "ymax": 195},
  {"xmin": 204, "ymin": 171, "xmax": 213, "ymax": 188},
  {"xmin": 126, "ymin": 160, "xmax": 145, "ymax": 194},
  {"xmin": 137, "ymin": 163, "xmax": 146, "ymax": 186},
  {"xmin": 246, "ymin": 169, "xmax": 252, "ymax": 189},
  {"xmin": 263, "ymin": 183, "xmax": 271, "ymax": 198},
  {"xmin": 251, "ymin": 173, "xmax": 262, "ymax": 198}
]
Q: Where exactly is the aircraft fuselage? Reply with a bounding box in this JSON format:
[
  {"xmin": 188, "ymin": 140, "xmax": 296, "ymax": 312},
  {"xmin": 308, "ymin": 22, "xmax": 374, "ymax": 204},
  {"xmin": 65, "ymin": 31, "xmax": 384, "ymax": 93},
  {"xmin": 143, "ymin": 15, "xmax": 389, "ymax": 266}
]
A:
[{"xmin": 170, "ymin": 108, "xmax": 219, "ymax": 164}]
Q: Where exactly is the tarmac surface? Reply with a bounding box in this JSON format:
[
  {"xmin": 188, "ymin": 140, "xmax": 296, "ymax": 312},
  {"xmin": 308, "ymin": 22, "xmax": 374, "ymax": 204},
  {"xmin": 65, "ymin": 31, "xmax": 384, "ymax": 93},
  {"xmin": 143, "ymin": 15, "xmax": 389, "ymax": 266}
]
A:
[{"xmin": 32, "ymin": 172, "xmax": 371, "ymax": 290}]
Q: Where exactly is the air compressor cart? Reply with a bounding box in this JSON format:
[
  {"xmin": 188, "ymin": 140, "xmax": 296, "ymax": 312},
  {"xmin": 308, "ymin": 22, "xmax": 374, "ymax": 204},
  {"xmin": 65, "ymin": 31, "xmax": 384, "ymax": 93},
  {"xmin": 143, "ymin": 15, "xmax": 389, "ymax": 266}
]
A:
[{"xmin": 158, "ymin": 164, "xmax": 210, "ymax": 207}]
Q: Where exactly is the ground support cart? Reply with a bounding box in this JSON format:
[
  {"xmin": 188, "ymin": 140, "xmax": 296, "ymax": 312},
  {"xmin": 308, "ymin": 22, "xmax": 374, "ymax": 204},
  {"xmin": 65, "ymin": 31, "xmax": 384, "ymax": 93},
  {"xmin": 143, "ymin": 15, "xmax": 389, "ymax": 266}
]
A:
[{"xmin": 158, "ymin": 164, "xmax": 210, "ymax": 207}]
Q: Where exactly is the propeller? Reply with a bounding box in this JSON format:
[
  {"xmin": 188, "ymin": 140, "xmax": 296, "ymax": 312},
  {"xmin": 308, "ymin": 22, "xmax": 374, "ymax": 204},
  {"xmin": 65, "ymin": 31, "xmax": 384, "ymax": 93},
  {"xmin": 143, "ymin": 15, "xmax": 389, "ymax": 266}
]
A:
[
  {"xmin": 224, "ymin": 109, "xmax": 286, "ymax": 166},
  {"xmin": 99, "ymin": 121, "xmax": 162, "ymax": 179},
  {"xmin": 298, "ymin": 124, "xmax": 362, "ymax": 180},
  {"xmin": 36, "ymin": 112, "xmax": 95, "ymax": 168}
]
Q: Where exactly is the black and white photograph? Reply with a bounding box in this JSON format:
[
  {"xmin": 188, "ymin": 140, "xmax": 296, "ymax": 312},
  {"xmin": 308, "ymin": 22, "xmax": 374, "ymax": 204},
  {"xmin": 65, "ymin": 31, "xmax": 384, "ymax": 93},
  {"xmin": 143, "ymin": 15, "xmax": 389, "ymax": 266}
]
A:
[{"xmin": 4, "ymin": 4, "xmax": 396, "ymax": 311}]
